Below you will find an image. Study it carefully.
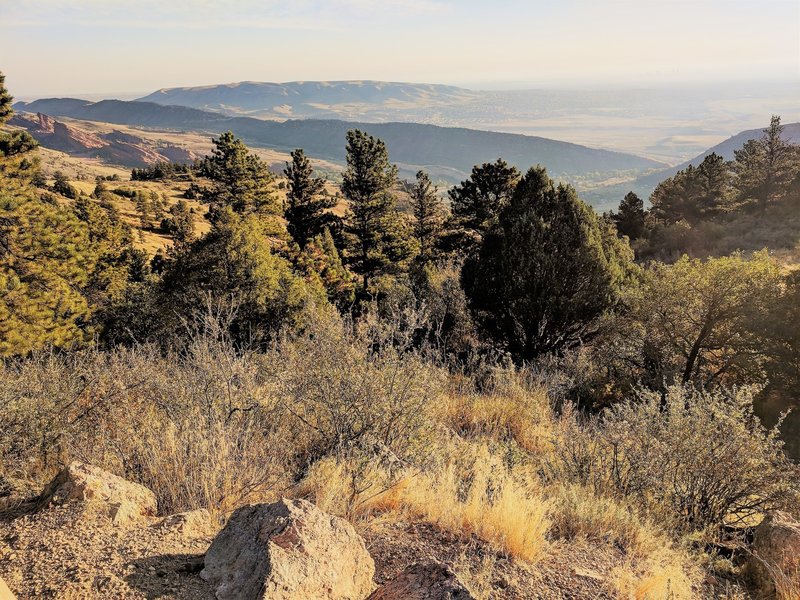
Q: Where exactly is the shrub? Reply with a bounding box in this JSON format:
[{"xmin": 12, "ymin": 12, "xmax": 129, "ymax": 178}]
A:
[
  {"xmin": 549, "ymin": 385, "xmax": 798, "ymax": 535},
  {"xmin": 271, "ymin": 310, "xmax": 445, "ymax": 468}
]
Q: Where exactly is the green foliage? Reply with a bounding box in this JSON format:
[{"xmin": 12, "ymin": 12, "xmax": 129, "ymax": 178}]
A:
[
  {"xmin": 464, "ymin": 166, "xmax": 633, "ymax": 361},
  {"xmin": 762, "ymin": 270, "xmax": 800, "ymax": 394},
  {"xmin": 284, "ymin": 148, "xmax": 338, "ymax": 249},
  {"xmin": 161, "ymin": 199, "xmax": 195, "ymax": 246},
  {"xmin": 606, "ymin": 251, "xmax": 781, "ymax": 390},
  {"xmin": 295, "ymin": 228, "xmax": 355, "ymax": 309},
  {"xmin": 155, "ymin": 208, "xmax": 325, "ymax": 346},
  {"xmin": 0, "ymin": 160, "xmax": 94, "ymax": 356},
  {"xmin": 448, "ymin": 159, "xmax": 520, "ymax": 253},
  {"xmin": 650, "ymin": 153, "xmax": 732, "ymax": 224},
  {"xmin": 73, "ymin": 195, "xmax": 137, "ymax": 308},
  {"xmin": 0, "ymin": 72, "xmax": 12, "ymax": 125},
  {"xmin": 733, "ymin": 116, "xmax": 800, "ymax": 210},
  {"xmin": 611, "ymin": 191, "xmax": 645, "ymax": 240},
  {"xmin": 341, "ymin": 130, "xmax": 413, "ymax": 292},
  {"xmin": 200, "ymin": 131, "xmax": 279, "ymax": 219},
  {"xmin": 410, "ymin": 170, "xmax": 445, "ymax": 264},
  {"xmin": 52, "ymin": 170, "xmax": 79, "ymax": 199}
]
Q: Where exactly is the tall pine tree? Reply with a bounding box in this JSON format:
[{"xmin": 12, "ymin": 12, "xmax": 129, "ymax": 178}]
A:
[
  {"xmin": 284, "ymin": 148, "xmax": 337, "ymax": 249},
  {"xmin": 0, "ymin": 73, "xmax": 95, "ymax": 355},
  {"xmin": 200, "ymin": 131, "xmax": 279, "ymax": 219},
  {"xmin": 448, "ymin": 159, "xmax": 519, "ymax": 252},
  {"xmin": 612, "ymin": 191, "xmax": 646, "ymax": 240},
  {"xmin": 733, "ymin": 116, "xmax": 798, "ymax": 210},
  {"xmin": 341, "ymin": 130, "xmax": 411, "ymax": 293},
  {"xmin": 410, "ymin": 170, "xmax": 445, "ymax": 263}
]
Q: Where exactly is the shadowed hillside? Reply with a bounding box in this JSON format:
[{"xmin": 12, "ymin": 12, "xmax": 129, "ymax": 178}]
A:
[{"xmin": 13, "ymin": 98, "xmax": 665, "ymax": 189}]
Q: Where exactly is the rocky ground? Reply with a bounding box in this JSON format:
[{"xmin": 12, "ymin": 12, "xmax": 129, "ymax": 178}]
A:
[{"xmin": 1, "ymin": 462, "xmax": 792, "ymax": 599}]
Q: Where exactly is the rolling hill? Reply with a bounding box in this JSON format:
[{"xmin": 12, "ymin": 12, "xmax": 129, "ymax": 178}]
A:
[
  {"xmin": 12, "ymin": 98, "xmax": 665, "ymax": 190},
  {"xmin": 137, "ymin": 80, "xmax": 480, "ymax": 119}
]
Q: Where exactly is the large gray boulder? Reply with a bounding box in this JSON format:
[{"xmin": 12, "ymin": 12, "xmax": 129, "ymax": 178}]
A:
[
  {"xmin": 368, "ymin": 561, "xmax": 474, "ymax": 600},
  {"xmin": 749, "ymin": 511, "xmax": 800, "ymax": 595},
  {"xmin": 201, "ymin": 498, "xmax": 375, "ymax": 600}
]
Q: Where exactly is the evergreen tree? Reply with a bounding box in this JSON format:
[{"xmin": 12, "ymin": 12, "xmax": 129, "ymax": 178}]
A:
[
  {"xmin": 341, "ymin": 130, "xmax": 412, "ymax": 292},
  {"xmin": 298, "ymin": 228, "xmax": 355, "ymax": 308},
  {"xmin": 134, "ymin": 190, "xmax": 153, "ymax": 230},
  {"xmin": 200, "ymin": 131, "xmax": 279, "ymax": 219},
  {"xmin": 0, "ymin": 72, "xmax": 12, "ymax": 125},
  {"xmin": 733, "ymin": 116, "xmax": 798, "ymax": 210},
  {"xmin": 650, "ymin": 153, "xmax": 731, "ymax": 224},
  {"xmin": 155, "ymin": 208, "xmax": 325, "ymax": 346},
  {"xmin": 161, "ymin": 199, "xmax": 195, "ymax": 246},
  {"xmin": 0, "ymin": 76, "xmax": 94, "ymax": 355},
  {"xmin": 612, "ymin": 191, "xmax": 646, "ymax": 240},
  {"xmin": 284, "ymin": 148, "xmax": 337, "ymax": 248},
  {"xmin": 52, "ymin": 170, "xmax": 79, "ymax": 199},
  {"xmin": 448, "ymin": 159, "xmax": 520, "ymax": 252},
  {"xmin": 463, "ymin": 166, "xmax": 633, "ymax": 361},
  {"xmin": 410, "ymin": 170, "xmax": 445, "ymax": 263}
]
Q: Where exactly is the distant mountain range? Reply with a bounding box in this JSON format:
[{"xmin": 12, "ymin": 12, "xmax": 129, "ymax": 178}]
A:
[
  {"xmin": 138, "ymin": 81, "xmax": 479, "ymax": 119},
  {"xmin": 12, "ymin": 98, "xmax": 664, "ymax": 191}
]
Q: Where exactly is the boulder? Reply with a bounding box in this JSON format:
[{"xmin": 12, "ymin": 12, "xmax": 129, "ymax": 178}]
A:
[
  {"xmin": 368, "ymin": 562, "xmax": 474, "ymax": 600},
  {"xmin": 38, "ymin": 462, "xmax": 157, "ymax": 524},
  {"xmin": 749, "ymin": 511, "xmax": 800, "ymax": 594},
  {"xmin": 0, "ymin": 576, "xmax": 16, "ymax": 600},
  {"xmin": 201, "ymin": 498, "xmax": 375, "ymax": 600}
]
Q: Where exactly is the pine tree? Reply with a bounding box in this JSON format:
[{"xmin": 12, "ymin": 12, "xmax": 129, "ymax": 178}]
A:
[
  {"xmin": 200, "ymin": 131, "xmax": 279, "ymax": 219},
  {"xmin": 161, "ymin": 199, "xmax": 195, "ymax": 246},
  {"xmin": 135, "ymin": 190, "xmax": 153, "ymax": 230},
  {"xmin": 733, "ymin": 116, "xmax": 798, "ymax": 209},
  {"xmin": 410, "ymin": 170, "xmax": 445, "ymax": 263},
  {"xmin": 463, "ymin": 166, "xmax": 633, "ymax": 361},
  {"xmin": 612, "ymin": 191, "xmax": 646, "ymax": 240},
  {"xmin": 0, "ymin": 74, "xmax": 93, "ymax": 354},
  {"xmin": 650, "ymin": 153, "xmax": 731, "ymax": 224},
  {"xmin": 448, "ymin": 159, "xmax": 519, "ymax": 252},
  {"xmin": 300, "ymin": 227, "xmax": 355, "ymax": 308},
  {"xmin": 0, "ymin": 72, "xmax": 12, "ymax": 125},
  {"xmin": 342, "ymin": 130, "xmax": 412, "ymax": 292},
  {"xmin": 284, "ymin": 148, "xmax": 337, "ymax": 248}
]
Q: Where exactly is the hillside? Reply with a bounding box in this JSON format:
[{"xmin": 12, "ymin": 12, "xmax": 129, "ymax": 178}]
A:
[
  {"xmin": 138, "ymin": 80, "xmax": 480, "ymax": 118},
  {"xmin": 587, "ymin": 122, "xmax": 800, "ymax": 206},
  {"xmin": 12, "ymin": 98, "xmax": 664, "ymax": 190},
  {"xmin": 9, "ymin": 112, "xmax": 197, "ymax": 167}
]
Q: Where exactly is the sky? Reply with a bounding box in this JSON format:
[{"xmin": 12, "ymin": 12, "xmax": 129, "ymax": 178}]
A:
[{"xmin": 1, "ymin": 0, "xmax": 799, "ymax": 97}]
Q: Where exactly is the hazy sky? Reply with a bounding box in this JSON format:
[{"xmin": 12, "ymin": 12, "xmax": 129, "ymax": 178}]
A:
[{"xmin": 2, "ymin": 0, "xmax": 799, "ymax": 97}]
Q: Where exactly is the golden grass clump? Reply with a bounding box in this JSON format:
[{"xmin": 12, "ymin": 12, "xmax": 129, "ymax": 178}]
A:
[
  {"xmin": 300, "ymin": 443, "xmax": 551, "ymax": 564},
  {"xmin": 437, "ymin": 370, "xmax": 555, "ymax": 455}
]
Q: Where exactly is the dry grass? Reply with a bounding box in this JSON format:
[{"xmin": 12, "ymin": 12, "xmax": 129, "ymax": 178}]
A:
[
  {"xmin": 301, "ymin": 442, "xmax": 551, "ymax": 564},
  {"xmin": 437, "ymin": 378, "xmax": 554, "ymax": 455},
  {"xmin": 548, "ymin": 484, "xmax": 696, "ymax": 599}
]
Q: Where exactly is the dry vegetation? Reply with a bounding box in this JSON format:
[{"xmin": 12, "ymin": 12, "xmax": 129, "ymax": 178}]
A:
[{"xmin": 6, "ymin": 307, "xmax": 792, "ymax": 598}]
